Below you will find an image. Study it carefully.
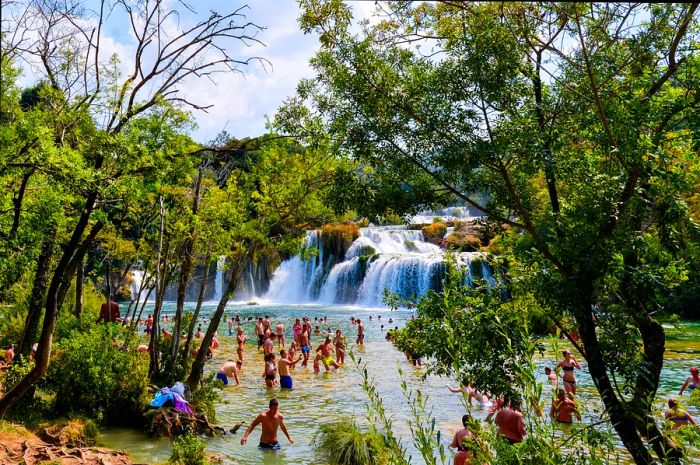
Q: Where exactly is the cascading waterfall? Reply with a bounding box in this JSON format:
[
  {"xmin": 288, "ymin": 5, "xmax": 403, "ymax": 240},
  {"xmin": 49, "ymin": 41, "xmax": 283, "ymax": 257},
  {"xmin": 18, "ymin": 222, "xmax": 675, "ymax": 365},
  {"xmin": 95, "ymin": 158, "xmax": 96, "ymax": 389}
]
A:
[
  {"xmin": 214, "ymin": 257, "xmax": 225, "ymax": 302},
  {"xmin": 130, "ymin": 270, "xmax": 144, "ymax": 299},
  {"xmin": 264, "ymin": 225, "xmax": 495, "ymax": 306}
]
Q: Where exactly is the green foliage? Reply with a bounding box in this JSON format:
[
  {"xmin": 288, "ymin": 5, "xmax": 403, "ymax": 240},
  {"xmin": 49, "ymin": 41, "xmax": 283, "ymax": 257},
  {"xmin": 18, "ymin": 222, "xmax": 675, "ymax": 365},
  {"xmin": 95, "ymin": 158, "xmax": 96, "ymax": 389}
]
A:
[
  {"xmin": 45, "ymin": 324, "xmax": 149, "ymax": 423},
  {"xmin": 444, "ymin": 232, "xmax": 481, "ymax": 252},
  {"xmin": 189, "ymin": 375, "xmax": 223, "ymax": 422},
  {"xmin": 170, "ymin": 432, "xmax": 209, "ymax": 465},
  {"xmin": 313, "ymin": 418, "xmax": 389, "ymax": 465},
  {"xmin": 420, "ymin": 223, "xmax": 447, "ymax": 245}
]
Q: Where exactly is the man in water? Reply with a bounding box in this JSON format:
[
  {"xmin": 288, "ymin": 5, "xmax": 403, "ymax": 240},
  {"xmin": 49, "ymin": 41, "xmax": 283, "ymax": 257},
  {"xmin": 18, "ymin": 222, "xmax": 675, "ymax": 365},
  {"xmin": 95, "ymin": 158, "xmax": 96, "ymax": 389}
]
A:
[
  {"xmin": 449, "ymin": 414, "xmax": 481, "ymax": 465},
  {"xmin": 278, "ymin": 349, "xmax": 302, "ymax": 389},
  {"xmin": 262, "ymin": 315, "xmax": 271, "ymax": 334},
  {"xmin": 96, "ymin": 294, "xmax": 121, "ymax": 323},
  {"xmin": 216, "ymin": 359, "xmax": 241, "ymax": 386},
  {"xmin": 317, "ymin": 337, "xmax": 341, "ymax": 371},
  {"xmin": 299, "ymin": 327, "xmax": 311, "ymax": 368},
  {"xmin": 241, "ymin": 398, "xmax": 294, "ymax": 450},
  {"xmin": 494, "ymin": 399, "xmax": 526, "ymax": 444},
  {"xmin": 263, "ymin": 333, "xmax": 276, "ymax": 356},
  {"xmin": 550, "ymin": 388, "xmax": 580, "ymax": 423},
  {"xmin": 356, "ymin": 319, "xmax": 365, "ymax": 346},
  {"xmin": 544, "ymin": 367, "xmax": 558, "ymax": 383},
  {"xmin": 195, "ymin": 324, "xmax": 204, "ymax": 339},
  {"xmin": 255, "ymin": 318, "xmax": 265, "ymax": 350},
  {"xmin": 275, "ymin": 322, "xmax": 285, "ymax": 348}
]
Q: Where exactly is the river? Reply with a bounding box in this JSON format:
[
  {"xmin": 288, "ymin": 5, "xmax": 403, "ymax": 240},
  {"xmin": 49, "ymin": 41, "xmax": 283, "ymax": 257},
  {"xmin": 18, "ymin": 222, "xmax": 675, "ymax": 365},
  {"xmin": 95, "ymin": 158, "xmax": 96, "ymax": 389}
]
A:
[{"xmin": 98, "ymin": 302, "xmax": 700, "ymax": 465}]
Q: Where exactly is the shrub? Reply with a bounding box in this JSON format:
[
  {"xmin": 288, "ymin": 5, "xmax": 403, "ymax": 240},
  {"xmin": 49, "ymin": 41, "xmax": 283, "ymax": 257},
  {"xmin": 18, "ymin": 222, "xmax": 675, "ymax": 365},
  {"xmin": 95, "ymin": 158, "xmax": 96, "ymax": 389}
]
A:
[
  {"xmin": 313, "ymin": 418, "xmax": 389, "ymax": 465},
  {"xmin": 45, "ymin": 324, "xmax": 149, "ymax": 423},
  {"xmin": 321, "ymin": 223, "xmax": 361, "ymax": 258},
  {"xmin": 421, "ymin": 222, "xmax": 447, "ymax": 245},
  {"xmin": 190, "ymin": 374, "xmax": 223, "ymax": 422},
  {"xmin": 170, "ymin": 432, "xmax": 208, "ymax": 465},
  {"xmin": 444, "ymin": 232, "xmax": 481, "ymax": 251}
]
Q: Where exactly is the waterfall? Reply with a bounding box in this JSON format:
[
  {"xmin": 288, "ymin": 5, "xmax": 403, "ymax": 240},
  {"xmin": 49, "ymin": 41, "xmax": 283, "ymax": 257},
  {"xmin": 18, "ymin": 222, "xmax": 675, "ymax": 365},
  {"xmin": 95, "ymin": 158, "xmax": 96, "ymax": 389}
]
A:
[
  {"xmin": 214, "ymin": 257, "xmax": 225, "ymax": 302},
  {"xmin": 264, "ymin": 225, "xmax": 492, "ymax": 307},
  {"xmin": 130, "ymin": 270, "xmax": 144, "ymax": 299}
]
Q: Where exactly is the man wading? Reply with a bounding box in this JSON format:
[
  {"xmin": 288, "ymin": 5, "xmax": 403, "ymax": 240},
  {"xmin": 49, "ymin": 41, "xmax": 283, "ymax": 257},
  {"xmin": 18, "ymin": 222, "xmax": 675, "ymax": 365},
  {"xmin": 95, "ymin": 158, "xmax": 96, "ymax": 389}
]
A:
[{"xmin": 241, "ymin": 398, "xmax": 294, "ymax": 450}]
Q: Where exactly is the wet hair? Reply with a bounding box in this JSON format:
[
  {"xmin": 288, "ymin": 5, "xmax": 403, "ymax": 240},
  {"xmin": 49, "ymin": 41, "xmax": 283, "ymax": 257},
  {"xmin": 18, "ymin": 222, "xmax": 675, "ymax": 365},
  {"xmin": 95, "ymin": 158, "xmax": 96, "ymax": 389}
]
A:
[
  {"xmin": 462, "ymin": 414, "xmax": 472, "ymax": 427},
  {"xmin": 269, "ymin": 398, "xmax": 279, "ymax": 407},
  {"xmin": 668, "ymin": 398, "xmax": 678, "ymax": 408}
]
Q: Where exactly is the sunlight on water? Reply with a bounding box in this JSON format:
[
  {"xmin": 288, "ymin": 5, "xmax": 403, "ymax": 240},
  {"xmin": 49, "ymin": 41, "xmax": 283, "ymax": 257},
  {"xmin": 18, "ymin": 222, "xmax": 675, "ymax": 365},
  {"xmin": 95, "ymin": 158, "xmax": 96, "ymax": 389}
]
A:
[{"xmin": 98, "ymin": 303, "xmax": 700, "ymax": 465}]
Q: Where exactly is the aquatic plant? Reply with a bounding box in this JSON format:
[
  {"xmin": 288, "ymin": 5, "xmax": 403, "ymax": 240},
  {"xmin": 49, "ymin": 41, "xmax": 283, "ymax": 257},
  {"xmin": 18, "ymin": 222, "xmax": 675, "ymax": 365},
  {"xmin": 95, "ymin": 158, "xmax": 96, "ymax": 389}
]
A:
[
  {"xmin": 313, "ymin": 418, "xmax": 389, "ymax": 465},
  {"xmin": 170, "ymin": 432, "xmax": 208, "ymax": 465}
]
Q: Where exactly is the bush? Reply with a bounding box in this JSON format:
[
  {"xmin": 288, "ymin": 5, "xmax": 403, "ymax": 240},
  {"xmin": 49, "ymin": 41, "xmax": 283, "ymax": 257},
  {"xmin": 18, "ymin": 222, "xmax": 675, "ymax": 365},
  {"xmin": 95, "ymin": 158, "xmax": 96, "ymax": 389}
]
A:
[
  {"xmin": 313, "ymin": 418, "xmax": 389, "ymax": 465},
  {"xmin": 444, "ymin": 232, "xmax": 481, "ymax": 251},
  {"xmin": 190, "ymin": 374, "xmax": 223, "ymax": 422},
  {"xmin": 170, "ymin": 432, "xmax": 209, "ymax": 465},
  {"xmin": 45, "ymin": 324, "xmax": 149, "ymax": 424},
  {"xmin": 421, "ymin": 222, "xmax": 447, "ymax": 245}
]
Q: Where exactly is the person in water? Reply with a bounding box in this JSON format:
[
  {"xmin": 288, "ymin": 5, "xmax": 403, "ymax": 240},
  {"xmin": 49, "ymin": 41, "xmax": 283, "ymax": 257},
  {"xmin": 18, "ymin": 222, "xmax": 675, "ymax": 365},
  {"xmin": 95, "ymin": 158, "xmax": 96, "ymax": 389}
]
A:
[
  {"xmin": 317, "ymin": 336, "xmax": 341, "ymax": 372},
  {"xmin": 665, "ymin": 398, "xmax": 699, "ymax": 430},
  {"xmin": 299, "ymin": 327, "xmax": 311, "ymax": 368},
  {"xmin": 278, "ymin": 349, "xmax": 302, "ymax": 389},
  {"xmin": 544, "ymin": 367, "xmax": 558, "ymax": 383},
  {"xmin": 449, "ymin": 414, "xmax": 481, "ymax": 465},
  {"xmin": 237, "ymin": 328, "xmax": 246, "ymax": 361},
  {"xmin": 550, "ymin": 388, "xmax": 580, "ymax": 423},
  {"xmin": 217, "ymin": 359, "xmax": 241, "ymax": 386},
  {"xmin": 275, "ymin": 322, "xmax": 285, "ymax": 348},
  {"xmin": 446, "ymin": 383, "xmax": 490, "ymax": 406},
  {"xmin": 292, "ymin": 318, "xmax": 302, "ymax": 344},
  {"xmin": 263, "ymin": 353, "xmax": 277, "ymax": 388},
  {"xmin": 555, "ymin": 349, "xmax": 581, "ymax": 394},
  {"xmin": 356, "ymin": 319, "xmax": 365, "ymax": 346},
  {"xmin": 494, "ymin": 398, "xmax": 526, "ymax": 444},
  {"xmin": 263, "ymin": 333, "xmax": 276, "ymax": 356},
  {"xmin": 255, "ymin": 317, "xmax": 265, "ymax": 349},
  {"xmin": 240, "ymin": 398, "xmax": 294, "ymax": 450},
  {"xmin": 195, "ymin": 324, "xmax": 204, "ymax": 339},
  {"xmin": 679, "ymin": 367, "xmax": 700, "ymax": 396},
  {"xmin": 333, "ymin": 329, "xmax": 346, "ymax": 365}
]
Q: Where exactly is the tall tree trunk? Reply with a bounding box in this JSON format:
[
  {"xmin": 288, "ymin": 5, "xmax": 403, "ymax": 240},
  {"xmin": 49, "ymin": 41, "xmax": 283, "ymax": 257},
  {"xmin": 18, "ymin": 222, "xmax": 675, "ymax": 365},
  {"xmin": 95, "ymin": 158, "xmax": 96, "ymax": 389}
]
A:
[
  {"xmin": 574, "ymin": 299, "xmax": 655, "ymax": 465},
  {"xmin": 0, "ymin": 201, "xmax": 103, "ymax": 418},
  {"xmin": 16, "ymin": 231, "xmax": 56, "ymax": 360},
  {"xmin": 186, "ymin": 253, "xmax": 244, "ymax": 388},
  {"xmin": 74, "ymin": 256, "xmax": 84, "ymax": 317},
  {"xmin": 9, "ymin": 169, "xmax": 33, "ymax": 238},
  {"xmin": 148, "ymin": 196, "xmax": 168, "ymax": 381},
  {"xmin": 168, "ymin": 166, "xmax": 204, "ymax": 372},
  {"xmin": 182, "ymin": 252, "xmax": 211, "ymax": 362}
]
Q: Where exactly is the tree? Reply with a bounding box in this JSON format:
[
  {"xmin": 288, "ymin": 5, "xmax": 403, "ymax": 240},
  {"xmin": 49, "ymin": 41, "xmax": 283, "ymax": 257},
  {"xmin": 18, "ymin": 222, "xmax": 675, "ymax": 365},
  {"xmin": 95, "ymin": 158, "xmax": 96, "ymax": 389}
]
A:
[
  {"xmin": 280, "ymin": 2, "xmax": 700, "ymax": 463},
  {"xmin": 0, "ymin": 0, "xmax": 266, "ymax": 417}
]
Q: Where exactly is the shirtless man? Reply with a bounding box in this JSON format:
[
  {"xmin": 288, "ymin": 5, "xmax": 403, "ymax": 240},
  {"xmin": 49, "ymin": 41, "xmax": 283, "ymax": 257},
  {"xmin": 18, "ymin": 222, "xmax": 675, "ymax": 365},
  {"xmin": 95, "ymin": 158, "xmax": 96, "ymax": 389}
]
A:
[
  {"xmin": 550, "ymin": 388, "xmax": 580, "ymax": 423},
  {"xmin": 303, "ymin": 318, "xmax": 312, "ymax": 339},
  {"xmin": 228, "ymin": 318, "xmax": 235, "ymax": 336},
  {"xmin": 4, "ymin": 344, "xmax": 15, "ymax": 364},
  {"xmin": 263, "ymin": 333, "xmax": 276, "ymax": 356},
  {"xmin": 241, "ymin": 398, "xmax": 294, "ymax": 450},
  {"xmin": 545, "ymin": 367, "xmax": 558, "ymax": 383},
  {"xmin": 317, "ymin": 337, "xmax": 340, "ymax": 372},
  {"xmin": 299, "ymin": 328, "xmax": 311, "ymax": 368},
  {"xmin": 217, "ymin": 359, "xmax": 240, "ymax": 386},
  {"xmin": 262, "ymin": 315, "xmax": 271, "ymax": 335},
  {"xmin": 333, "ymin": 329, "xmax": 346, "ymax": 365},
  {"xmin": 255, "ymin": 318, "xmax": 265, "ymax": 350},
  {"xmin": 275, "ymin": 322, "xmax": 285, "ymax": 348},
  {"xmin": 195, "ymin": 324, "xmax": 204, "ymax": 339},
  {"xmin": 161, "ymin": 327, "xmax": 172, "ymax": 340},
  {"xmin": 96, "ymin": 294, "xmax": 121, "ymax": 323},
  {"xmin": 278, "ymin": 349, "xmax": 302, "ymax": 389},
  {"xmin": 145, "ymin": 314, "xmax": 153, "ymax": 334},
  {"xmin": 237, "ymin": 328, "xmax": 247, "ymax": 361},
  {"xmin": 446, "ymin": 383, "xmax": 491, "ymax": 406},
  {"xmin": 356, "ymin": 319, "xmax": 365, "ymax": 346}
]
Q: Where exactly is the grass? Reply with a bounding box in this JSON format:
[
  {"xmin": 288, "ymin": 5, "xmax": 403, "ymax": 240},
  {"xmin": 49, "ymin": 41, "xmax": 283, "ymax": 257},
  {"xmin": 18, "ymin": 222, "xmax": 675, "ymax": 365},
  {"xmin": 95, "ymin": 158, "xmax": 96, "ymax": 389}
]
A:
[{"xmin": 313, "ymin": 418, "xmax": 389, "ymax": 465}]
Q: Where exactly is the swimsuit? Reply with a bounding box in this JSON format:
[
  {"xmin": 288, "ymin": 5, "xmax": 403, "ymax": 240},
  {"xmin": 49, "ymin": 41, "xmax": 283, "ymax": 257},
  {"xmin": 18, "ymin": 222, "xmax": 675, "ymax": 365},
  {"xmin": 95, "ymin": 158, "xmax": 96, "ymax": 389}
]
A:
[
  {"xmin": 216, "ymin": 373, "xmax": 229, "ymax": 385},
  {"xmin": 258, "ymin": 441, "xmax": 280, "ymax": 450},
  {"xmin": 257, "ymin": 334, "xmax": 264, "ymax": 348},
  {"xmin": 322, "ymin": 356, "xmax": 333, "ymax": 365},
  {"xmin": 301, "ymin": 344, "xmax": 310, "ymax": 354},
  {"xmin": 357, "ymin": 334, "xmax": 364, "ymax": 340},
  {"xmin": 280, "ymin": 375, "xmax": 293, "ymax": 389}
]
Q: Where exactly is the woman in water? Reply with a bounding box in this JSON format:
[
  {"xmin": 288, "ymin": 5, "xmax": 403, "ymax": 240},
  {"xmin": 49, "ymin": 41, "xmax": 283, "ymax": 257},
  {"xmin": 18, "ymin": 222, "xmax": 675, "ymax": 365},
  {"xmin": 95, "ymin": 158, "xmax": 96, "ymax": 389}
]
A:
[
  {"xmin": 556, "ymin": 349, "xmax": 581, "ymax": 394},
  {"xmin": 333, "ymin": 329, "xmax": 346, "ymax": 365},
  {"xmin": 236, "ymin": 328, "xmax": 246, "ymax": 362},
  {"xmin": 665, "ymin": 398, "xmax": 699, "ymax": 430},
  {"xmin": 679, "ymin": 367, "xmax": 700, "ymax": 396},
  {"xmin": 262, "ymin": 353, "xmax": 277, "ymax": 388}
]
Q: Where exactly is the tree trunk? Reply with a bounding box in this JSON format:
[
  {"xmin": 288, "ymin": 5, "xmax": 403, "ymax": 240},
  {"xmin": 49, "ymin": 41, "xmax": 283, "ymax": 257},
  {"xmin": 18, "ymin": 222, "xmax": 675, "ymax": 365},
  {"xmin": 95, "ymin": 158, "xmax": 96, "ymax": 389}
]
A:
[
  {"xmin": 0, "ymin": 197, "xmax": 102, "ymax": 418},
  {"xmin": 168, "ymin": 166, "xmax": 204, "ymax": 372},
  {"xmin": 74, "ymin": 256, "xmax": 84, "ymax": 317},
  {"xmin": 9, "ymin": 169, "xmax": 33, "ymax": 238},
  {"xmin": 16, "ymin": 231, "xmax": 56, "ymax": 360},
  {"xmin": 186, "ymin": 253, "xmax": 244, "ymax": 388},
  {"xmin": 574, "ymin": 301, "xmax": 655, "ymax": 465},
  {"xmin": 182, "ymin": 252, "xmax": 211, "ymax": 362},
  {"xmin": 149, "ymin": 196, "xmax": 167, "ymax": 381}
]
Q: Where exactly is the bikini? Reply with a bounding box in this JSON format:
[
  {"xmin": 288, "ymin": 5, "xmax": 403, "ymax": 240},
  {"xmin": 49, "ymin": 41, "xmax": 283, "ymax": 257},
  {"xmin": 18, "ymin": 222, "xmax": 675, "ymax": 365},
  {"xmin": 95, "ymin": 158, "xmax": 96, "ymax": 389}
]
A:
[{"xmin": 562, "ymin": 365, "xmax": 576, "ymax": 384}]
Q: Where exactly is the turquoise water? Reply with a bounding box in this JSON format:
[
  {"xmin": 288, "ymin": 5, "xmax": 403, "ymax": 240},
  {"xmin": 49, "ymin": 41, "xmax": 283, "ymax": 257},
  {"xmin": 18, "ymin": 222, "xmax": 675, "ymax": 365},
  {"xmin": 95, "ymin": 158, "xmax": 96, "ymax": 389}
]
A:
[{"xmin": 98, "ymin": 302, "xmax": 700, "ymax": 464}]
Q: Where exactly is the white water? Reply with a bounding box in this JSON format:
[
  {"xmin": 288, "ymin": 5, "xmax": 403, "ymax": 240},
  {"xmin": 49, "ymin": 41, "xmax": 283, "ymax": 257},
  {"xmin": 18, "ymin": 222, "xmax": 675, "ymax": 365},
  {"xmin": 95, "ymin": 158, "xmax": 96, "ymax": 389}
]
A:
[
  {"xmin": 410, "ymin": 205, "xmax": 481, "ymax": 224},
  {"xmin": 264, "ymin": 226, "xmax": 494, "ymax": 306},
  {"xmin": 214, "ymin": 257, "xmax": 225, "ymax": 302},
  {"xmin": 129, "ymin": 270, "xmax": 144, "ymax": 299}
]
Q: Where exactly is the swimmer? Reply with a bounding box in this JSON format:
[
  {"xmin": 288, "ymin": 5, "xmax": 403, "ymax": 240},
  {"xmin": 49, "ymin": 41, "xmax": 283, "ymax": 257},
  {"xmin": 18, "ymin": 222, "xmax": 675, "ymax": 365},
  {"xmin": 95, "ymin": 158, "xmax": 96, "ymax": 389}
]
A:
[
  {"xmin": 449, "ymin": 414, "xmax": 481, "ymax": 465},
  {"xmin": 211, "ymin": 333, "xmax": 220, "ymax": 350},
  {"xmin": 369, "ymin": 315, "xmax": 373, "ymax": 322},
  {"xmin": 446, "ymin": 383, "xmax": 490, "ymax": 406},
  {"xmin": 228, "ymin": 318, "xmax": 234, "ymax": 336},
  {"xmin": 545, "ymin": 367, "xmax": 558, "ymax": 383},
  {"xmin": 665, "ymin": 398, "xmax": 699, "ymax": 430},
  {"xmin": 240, "ymin": 398, "xmax": 294, "ymax": 449},
  {"xmin": 299, "ymin": 328, "xmax": 311, "ymax": 368},
  {"xmin": 293, "ymin": 318, "xmax": 302, "ymax": 344},
  {"xmin": 333, "ymin": 329, "xmax": 346, "ymax": 365},
  {"xmin": 255, "ymin": 318, "xmax": 265, "ymax": 349},
  {"xmin": 161, "ymin": 327, "xmax": 172, "ymax": 340},
  {"xmin": 263, "ymin": 333, "xmax": 277, "ymax": 356},
  {"xmin": 273, "ymin": 322, "xmax": 285, "ymax": 348},
  {"xmin": 679, "ymin": 367, "xmax": 700, "ymax": 396},
  {"xmin": 356, "ymin": 319, "xmax": 365, "ymax": 346},
  {"xmin": 217, "ymin": 359, "xmax": 241, "ymax": 386},
  {"xmin": 380, "ymin": 325, "xmax": 384, "ymax": 331},
  {"xmin": 262, "ymin": 315, "xmax": 271, "ymax": 334},
  {"xmin": 288, "ymin": 341, "xmax": 298, "ymax": 363},
  {"xmin": 144, "ymin": 314, "xmax": 153, "ymax": 334},
  {"xmin": 550, "ymin": 388, "xmax": 580, "ymax": 423},
  {"xmin": 314, "ymin": 325, "xmax": 321, "ymax": 336},
  {"xmin": 317, "ymin": 337, "xmax": 340, "ymax": 371},
  {"xmin": 136, "ymin": 344, "xmax": 149, "ymax": 353},
  {"xmin": 195, "ymin": 324, "xmax": 203, "ymax": 339},
  {"xmin": 237, "ymin": 328, "xmax": 247, "ymax": 361},
  {"xmin": 278, "ymin": 350, "xmax": 302, "ymax": 389},
  {"xmin": 388, "ymin": 318, "xmax": 393, "ymax": 324},
  {"xmin": 263, "ymin": 353, "xmax": 278, "ymax": 388},
  {"xmin": 556, "ymin": 349, "xmax": 581, "ymax": 394}
]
